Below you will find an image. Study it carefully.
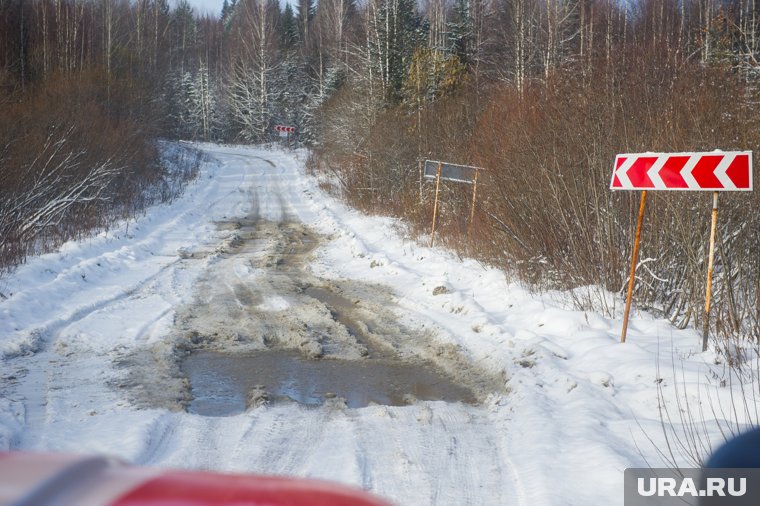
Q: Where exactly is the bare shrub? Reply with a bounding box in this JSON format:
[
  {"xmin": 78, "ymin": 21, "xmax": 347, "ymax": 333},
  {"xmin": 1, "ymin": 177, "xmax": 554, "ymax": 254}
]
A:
[
  {"xmin": 642, "ymin": 343, "xmax": 760, "ymax": 469},
  {"xmin": 312, "ymin": 40, "xmax": 760, "ymax": 347},
  {"xmin": 0, "ymin": 72, "xmax": 200, "ymax": 273},
  {"xmin": 468, "ymin": 54, "xmax": 760, "ymax": 336}
]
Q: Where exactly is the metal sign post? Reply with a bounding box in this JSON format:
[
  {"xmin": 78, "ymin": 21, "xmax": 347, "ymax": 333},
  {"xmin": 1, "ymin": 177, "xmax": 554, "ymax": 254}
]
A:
[
  {"xmin": 621, "ymin": 190, "xmax": 648, "ymax": 343},
  {"xmin": 467, "ymin": 168, "xmax": 481, "ymax": 240},
  {"xmin": 610, "ymin": 150, "xmax": 752, "ymax": 346},
  {"xmin": 430, "ymin": 162, "xmax": 443, "ymax": 247},
  {"xmin": 703, "ymin": 191, "xmax": 719, "ymax": 351},
  {"xmin": 424, "ymin": 160, "xmax": 486, "ymax": 247}
]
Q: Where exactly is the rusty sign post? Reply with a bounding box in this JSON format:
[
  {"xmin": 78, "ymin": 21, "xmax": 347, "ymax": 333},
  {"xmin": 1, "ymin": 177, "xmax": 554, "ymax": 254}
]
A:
[
  {"xmin": 610, "ymin": 151, "xmax": 752, "ymax": 347},
  {"xmin": 424, "ymin": 160, "xmax": 485, "ymax": 247},
  {"xmin": 703, "ymin": 191, "xmax": 719, "ymax": 351},
  {"xmin": 468, "ymin": 168, "xmax": 481, "ymax": 241},
  {"xmin": 430, "ymin": 161, "xmax": 443, "ymax": 247},
  {"xmin": 620, "ymin": 190, "xmax": 647, "ymax": 344}
]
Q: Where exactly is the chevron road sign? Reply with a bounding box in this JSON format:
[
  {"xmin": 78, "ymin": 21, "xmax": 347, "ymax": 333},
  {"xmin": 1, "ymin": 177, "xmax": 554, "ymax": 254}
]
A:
[
  {"xmin": 274, "ymin": 125, "xmax": 295, "ymax": 138},
  {"xmin": 612, "ymin": 149, "xmax": 754, "ymax": 349},
  {"xmin": 610, "ymin": 151, "xmax": 752, "ymax": 191}
]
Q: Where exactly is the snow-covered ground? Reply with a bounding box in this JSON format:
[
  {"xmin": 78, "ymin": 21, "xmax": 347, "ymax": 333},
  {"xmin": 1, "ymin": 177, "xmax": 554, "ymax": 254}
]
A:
[{"xmin": 0, "ymin": 144, "xmax": 753, "ymax": 505}]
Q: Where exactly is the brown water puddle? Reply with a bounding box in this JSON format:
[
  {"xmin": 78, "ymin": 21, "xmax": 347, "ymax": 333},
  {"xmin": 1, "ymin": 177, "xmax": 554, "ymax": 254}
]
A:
[{"xmin": 182, "ymin": 350, "xmax": 478, "ymax": 415}]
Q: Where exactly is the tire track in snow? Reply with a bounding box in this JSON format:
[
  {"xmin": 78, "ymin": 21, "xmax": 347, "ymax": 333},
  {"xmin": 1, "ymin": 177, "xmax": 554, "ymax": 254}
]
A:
[
  {"xmin": 139, "ymin": 415, "xmax": 237, "ymax": 471},
  {"xmin": 334, "ymin": 404, "xmax": 517, "ymax": 506},
  {"xmin": 134, "ymin": 412, "xmax": 181, "ymax": 466},
  {"xmin": 33, "ymin": 258, "xmax": 182, "ymax": 350},
  {"xmin": 246, "ymin": 406, "xmax": 331, "ymax": 476},
  {"xmin": 139, "ymin": 406, "xmax": 335, "ymax": 477}
]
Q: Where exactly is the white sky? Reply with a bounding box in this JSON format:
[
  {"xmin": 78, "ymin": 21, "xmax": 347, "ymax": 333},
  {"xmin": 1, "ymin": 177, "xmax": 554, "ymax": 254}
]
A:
[
  {"xmin": 180, "ymin": 0, "xmax": 295, "ymax": 17},
  {"xmin": 182, "ymin": 0, "xmax": 225, "ymax": 16}
]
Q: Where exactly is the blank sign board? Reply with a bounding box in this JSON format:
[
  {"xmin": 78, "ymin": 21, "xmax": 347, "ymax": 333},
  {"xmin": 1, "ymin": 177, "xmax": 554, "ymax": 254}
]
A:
[{"xmin": 424, "ymin": 160, "xmax": 481, "ymax": 184}]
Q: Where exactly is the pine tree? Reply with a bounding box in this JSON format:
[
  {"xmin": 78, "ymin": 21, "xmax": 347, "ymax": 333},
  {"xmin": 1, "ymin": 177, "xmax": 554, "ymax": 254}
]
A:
[
  {"xmin": 447, "ymin": 0, "xmax": 473, "ymax": 65},
  {"xmin": 170, "ymin": 0, "xmax": 197, "ymax": 73},
  {"xmin": 402, "ymin": 46, "xmax": 466, "ymax": 104},
  {"xmin": 222, "ymin": 0, "xmax": 238, "ymax": 31},
  {"xmin": 281, "ymin": 3, "xmax": 299, "ymax": 49},
  {"xmin": 297, "ymin": 0, "xmax": 315, "ymax": 50},
  {"xmin": 162, "ymin": 69, "xmax": 196, "ymax": 138},
  {"xmin": 270, "ymin": 53, "xmax": 311, "ymax": 139}
]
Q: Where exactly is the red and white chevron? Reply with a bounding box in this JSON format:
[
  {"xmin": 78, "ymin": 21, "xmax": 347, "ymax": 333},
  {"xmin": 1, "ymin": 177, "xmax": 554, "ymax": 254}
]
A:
[{"xmin": 610, "ymin": 151, "xmax": 753, "ymax": 191}]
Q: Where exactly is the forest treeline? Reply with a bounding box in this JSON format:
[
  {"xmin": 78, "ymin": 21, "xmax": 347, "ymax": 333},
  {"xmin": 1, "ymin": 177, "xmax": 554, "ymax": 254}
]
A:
[
  {"xmin": 2, "ymin": 0, "xmax": 760, "ymax": 345},
  {"xmin": 309, "ymin": 0, "xmax": 760, "ymax": 348}
]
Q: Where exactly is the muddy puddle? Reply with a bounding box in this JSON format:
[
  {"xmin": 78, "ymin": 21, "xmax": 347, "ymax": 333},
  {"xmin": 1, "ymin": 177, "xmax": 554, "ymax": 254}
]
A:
[
  {"xmin": 183, "ymin": 350, "xmax": 478, "ymax": 415},
  {"xmin": 115, "ymin": 217, "xmax": 504, "ymax": 414}
]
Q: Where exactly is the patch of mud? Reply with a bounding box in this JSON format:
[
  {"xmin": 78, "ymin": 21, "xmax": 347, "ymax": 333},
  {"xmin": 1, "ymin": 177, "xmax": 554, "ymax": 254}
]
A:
[
  {"xmin": 114, "ymin": 216, "xmax": 504, "ymax": 413},
  {"xmin": 169, "ymin": 220, "xmax": 370, "ymax": 359},
  {"xmin": 111, "ymin": 342, "xmax": 191, "ymax": 411},
  {"xmin": 182, "ymin": 350, "xmax": 478, "ymax": 415}
]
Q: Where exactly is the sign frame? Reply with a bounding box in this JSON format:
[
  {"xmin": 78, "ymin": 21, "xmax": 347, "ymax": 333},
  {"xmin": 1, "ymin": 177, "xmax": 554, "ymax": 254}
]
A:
[
  {"xmin": 424, "ymin": 160, "xmax": 482, "ymax": 185},
  {"xmin": 423, "ymin": 160, "xmax": 485, "ymax": 247}
]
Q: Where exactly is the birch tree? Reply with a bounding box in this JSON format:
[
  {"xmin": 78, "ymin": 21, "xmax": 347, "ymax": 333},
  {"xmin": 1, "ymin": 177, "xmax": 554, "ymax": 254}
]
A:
[
  {"xmin": 224, "ymin": 0, "xmax": 279, "ymax": 141},
  {"xmin": 366, "ymin": 0, "xmax": 424, "ymax": 101}
]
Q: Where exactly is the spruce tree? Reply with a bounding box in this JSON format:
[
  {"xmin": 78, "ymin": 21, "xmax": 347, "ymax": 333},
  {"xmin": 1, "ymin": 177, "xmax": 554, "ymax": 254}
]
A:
[
  {"xmin": 447, "ymin": 0, "xmax": 473, "ymax": 65},
  {"xmin": 281, "ymin": 3, "xmax": 299, "ymax": 49}
]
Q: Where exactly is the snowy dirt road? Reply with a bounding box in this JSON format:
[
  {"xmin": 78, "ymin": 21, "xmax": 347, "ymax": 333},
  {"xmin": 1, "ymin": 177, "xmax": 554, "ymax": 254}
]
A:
[
  {"xmin": 0, "ymin": 145, "xmax": 519, "ymax": 505},
  {"xmin": 0, "ymin": 144, "xmax": 726, "ymax": 505}
]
